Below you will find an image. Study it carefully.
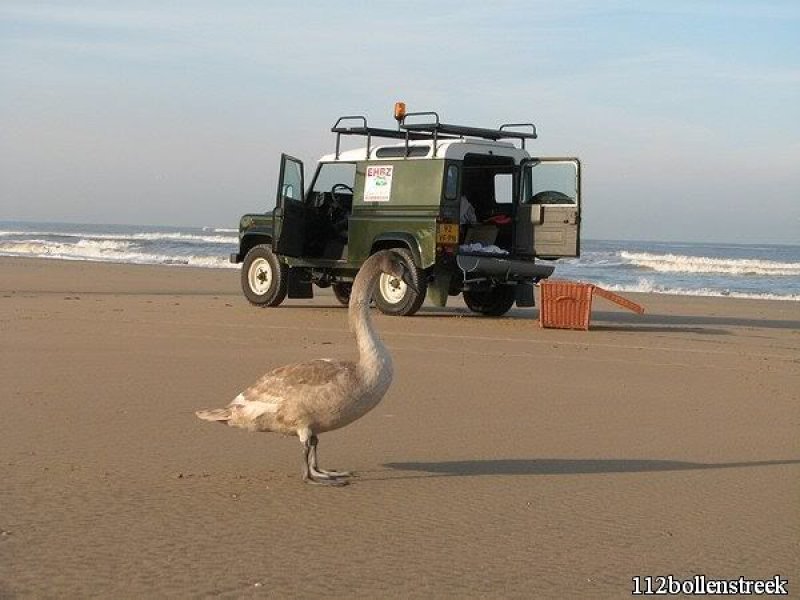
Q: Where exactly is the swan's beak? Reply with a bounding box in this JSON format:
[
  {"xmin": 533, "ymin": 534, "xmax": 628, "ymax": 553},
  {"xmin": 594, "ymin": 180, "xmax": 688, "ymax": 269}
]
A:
[{"xmin": 400, "ymin": 265, "xmax": 419, "ymax": 294}]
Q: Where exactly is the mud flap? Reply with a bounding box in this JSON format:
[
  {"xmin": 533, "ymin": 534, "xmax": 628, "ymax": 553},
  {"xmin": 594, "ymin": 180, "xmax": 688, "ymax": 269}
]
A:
[
  {"xmin": 515, "ymin": 282, "xmax": 535, "ymax": 307},
  {"xmin": 287, "ymin": 268, "xmax": 313, "ymax": 299},
  {"xmin": 427, "ymin": 264, "xmax": 451, "ymax": 307}
]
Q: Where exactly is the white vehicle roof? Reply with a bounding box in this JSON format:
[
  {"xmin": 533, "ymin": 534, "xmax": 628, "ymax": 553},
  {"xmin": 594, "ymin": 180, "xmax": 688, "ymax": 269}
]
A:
[{"xmin": 319, "ymin": 138, "xmax": 531, "ymax": 164}]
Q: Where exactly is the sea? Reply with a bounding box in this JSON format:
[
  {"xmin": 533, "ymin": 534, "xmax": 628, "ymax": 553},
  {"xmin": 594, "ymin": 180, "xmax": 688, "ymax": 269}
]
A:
[{"xmin": 1, "ymin": 221, "xmax": 798, "ymax": 302}]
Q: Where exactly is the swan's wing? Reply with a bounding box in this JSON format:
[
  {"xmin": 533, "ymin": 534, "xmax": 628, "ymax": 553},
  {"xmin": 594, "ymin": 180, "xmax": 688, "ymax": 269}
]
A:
[
  {"xmin": 201, "ymin": 360, "xmax": 358, "ymax": 429},
  {"xmin": 235, "ymin": 359, "xmax": 356, "ymax": 408},
  {"xmin": 258, "ymin": 359, "xmax": 356, "ymax": 389}
]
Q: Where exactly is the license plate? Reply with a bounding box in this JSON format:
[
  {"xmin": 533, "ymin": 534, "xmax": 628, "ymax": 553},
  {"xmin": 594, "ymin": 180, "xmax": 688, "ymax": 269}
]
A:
[{"xmin": 436, "ymin": 223, "xmax": 459, "ymax": 245}]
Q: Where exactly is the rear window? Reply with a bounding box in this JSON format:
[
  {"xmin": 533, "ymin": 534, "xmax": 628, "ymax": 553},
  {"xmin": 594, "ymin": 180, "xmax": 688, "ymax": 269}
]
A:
[{"xmin": 375, "ymin": 146, "xmax": 430, "ymax": 158}]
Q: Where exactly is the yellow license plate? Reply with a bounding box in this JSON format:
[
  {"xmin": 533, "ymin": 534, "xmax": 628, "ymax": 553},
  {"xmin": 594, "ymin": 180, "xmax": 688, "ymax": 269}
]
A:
[{"xmin": 436, "ymin": 223, "xmax": 459, "ymax": 245}]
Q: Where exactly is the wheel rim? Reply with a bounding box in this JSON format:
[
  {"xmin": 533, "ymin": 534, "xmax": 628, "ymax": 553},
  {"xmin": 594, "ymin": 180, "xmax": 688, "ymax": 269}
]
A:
[
  {"xmin": 248, "ymin": 257, "xmax": 273, "ymax": 295},
  {"xmin": 379, "ymin": 273, "xmax": 407, "ymax": 304}
]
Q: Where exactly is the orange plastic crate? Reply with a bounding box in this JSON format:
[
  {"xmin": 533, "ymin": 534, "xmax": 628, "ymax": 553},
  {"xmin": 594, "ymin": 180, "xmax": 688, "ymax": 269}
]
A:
[{"xmin": 539, "ymin": 280, "xmax": 644, "ymax": 330}]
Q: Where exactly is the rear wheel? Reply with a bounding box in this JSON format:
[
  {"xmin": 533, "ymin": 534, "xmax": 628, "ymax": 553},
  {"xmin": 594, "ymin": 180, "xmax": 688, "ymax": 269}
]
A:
[
  {"xmin": 332, "ymin": 282, "xmax": 352, "ymax": 306},
  {"xmin": 463, "ymin": 285, "xmax": 516, "ymax": 317},
  {"xmin": 374, "ymin": 248, "xmax": 427, "ymax": 317},
  {"xmin": 241, "ymin": 244, "xmax": 288, "ymax": 307}
]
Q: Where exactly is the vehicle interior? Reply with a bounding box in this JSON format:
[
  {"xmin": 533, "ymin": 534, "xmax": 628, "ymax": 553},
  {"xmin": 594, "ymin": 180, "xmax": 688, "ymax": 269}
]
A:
[
  {"xmin": 303, "ymin": 162, "xmax": 356, "ymax": 260},
  {"xmin": 459, "ymin": 154, "xmax": 516, "ymax": 252}
]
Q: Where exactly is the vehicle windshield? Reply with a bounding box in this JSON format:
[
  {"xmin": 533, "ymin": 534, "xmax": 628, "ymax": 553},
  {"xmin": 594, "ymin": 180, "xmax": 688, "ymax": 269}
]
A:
[{"xmin": 312, "ymin": 162, "xmax": 356, "ymax": 193}]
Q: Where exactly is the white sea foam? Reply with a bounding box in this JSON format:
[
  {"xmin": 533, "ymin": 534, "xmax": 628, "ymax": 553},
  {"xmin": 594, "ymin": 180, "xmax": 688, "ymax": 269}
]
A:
[
  {"xmin": 0, "ymin": 240, "xmax": 237, "ymax": 269},
  {"xmin": 0, "ymin": 229, "xmax": 237, "ymax": 244},
  {"xmin": 595, "ymin": 278, "xmax": 800, "ymax": 302},
  {"xmin": 620, "ymin": 251, "xmax": 800, "ymax": 276},
  {"xmin": 126, "ymin": 231, "xmax": 237, "ymax": 244}
]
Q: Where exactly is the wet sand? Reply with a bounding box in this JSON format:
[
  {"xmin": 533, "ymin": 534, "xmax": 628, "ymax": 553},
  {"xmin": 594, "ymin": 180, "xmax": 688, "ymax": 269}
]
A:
[{"xmin": 1, "ymin": 257, "xmax": 798, "ymax": 598}]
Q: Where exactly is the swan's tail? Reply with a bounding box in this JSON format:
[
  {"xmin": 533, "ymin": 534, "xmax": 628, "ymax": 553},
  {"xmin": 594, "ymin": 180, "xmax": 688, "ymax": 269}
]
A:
[{"xmin": 195, "ymin": 408, "xmax": 232, "ymax": 423}]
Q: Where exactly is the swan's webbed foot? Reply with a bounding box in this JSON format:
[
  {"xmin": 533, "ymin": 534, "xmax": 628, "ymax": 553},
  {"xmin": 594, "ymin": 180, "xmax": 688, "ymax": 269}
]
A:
[
  {"xmin": 315, "ymin": 468, "xmax": 353, "ymax": 479},
  {"xmin": 303, "ymin": 472, "xmax": 349, "ymax": 486},
  {"xmin": 301, "ymin": 433, "xmax": 351, "ymax": 487}
]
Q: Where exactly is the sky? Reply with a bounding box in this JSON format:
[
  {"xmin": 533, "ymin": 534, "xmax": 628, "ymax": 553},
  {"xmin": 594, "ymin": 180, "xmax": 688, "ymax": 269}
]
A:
[{"xmin": 1, "ymin": 1, "xmax": 798, "ymax": 244}]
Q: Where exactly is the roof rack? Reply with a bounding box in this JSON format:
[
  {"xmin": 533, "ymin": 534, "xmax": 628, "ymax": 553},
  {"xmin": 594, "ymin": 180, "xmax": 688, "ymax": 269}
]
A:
[
  {"xmin": 401, "ymin": 112, "xmax": 537, "ymax": 151},
  {"xmin": 331, "ymin": 116, "xmax": 453, "ymax": 159},
  {"xmin": 330, "ymin": 112, "xmax": 537, "ymax": 159}
]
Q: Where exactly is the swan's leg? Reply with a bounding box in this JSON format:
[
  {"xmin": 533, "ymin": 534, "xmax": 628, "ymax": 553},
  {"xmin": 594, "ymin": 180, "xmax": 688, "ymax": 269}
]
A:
[
  {"xmin": 299, "ymin": 429, "xmax": 347, "ymax": 486},
  {"xmin": 309, "ymin": 435, "xmax": 352, "ymax": 479}
]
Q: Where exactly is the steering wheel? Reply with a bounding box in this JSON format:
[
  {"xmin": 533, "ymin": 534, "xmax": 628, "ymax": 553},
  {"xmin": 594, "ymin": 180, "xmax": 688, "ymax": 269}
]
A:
[
  {"xmin": 329, "ymin": 184, "xmax": 354, "ymax": 218},
  {"xmin": 331, "ymin": 184, "xmax": 353, "ymax": 204}
]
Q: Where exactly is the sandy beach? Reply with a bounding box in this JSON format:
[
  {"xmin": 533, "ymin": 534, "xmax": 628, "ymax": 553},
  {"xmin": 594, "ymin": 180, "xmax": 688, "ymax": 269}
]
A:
[{"xmin": 1, "ymin": 256, "xmax": 797, "ymax": 598}]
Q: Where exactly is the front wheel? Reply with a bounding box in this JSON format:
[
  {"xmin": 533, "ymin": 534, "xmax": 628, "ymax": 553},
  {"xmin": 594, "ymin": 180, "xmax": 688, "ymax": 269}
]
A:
[
  {"xmin": 241, "ymin": 244, "xmax": 288, "ymax": 307},
  {"xmin": 374, "ymin": 248, "xmax": 427, "ymax": 316},
  {"xmin": 463, "ymin": 285, "xmax": 516, "ymax": 317}
]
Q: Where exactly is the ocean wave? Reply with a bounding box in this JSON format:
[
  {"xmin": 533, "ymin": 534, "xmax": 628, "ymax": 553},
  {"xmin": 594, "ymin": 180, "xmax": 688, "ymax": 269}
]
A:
[
  {"xmin": 0, "ymin": 240, "xmax": 237, "ymax": 269},
  {"xmin": 73, "ymin": 238, "xmax": 134, "ymax": 251},
  {"xmin": 594, "ymin": 278, "xmax": 800, "ymax": 302},
  {"xmin": 0, "ymin": 229, "xmax": 237, "ymax": 245},
  {"xmin": 126, "ymin": 231, "xmax": 237, "ymax": 244},
  {"xmin": 205, "ymin": 227, "xmax": 238, "ymax": 233},
  {"xmin": 562, "ymin": 254, "xmax": 628, "ymax": 268},
  {"xmin": 620, "ymin": 251, "xmax": 800, "ymax": 276}
]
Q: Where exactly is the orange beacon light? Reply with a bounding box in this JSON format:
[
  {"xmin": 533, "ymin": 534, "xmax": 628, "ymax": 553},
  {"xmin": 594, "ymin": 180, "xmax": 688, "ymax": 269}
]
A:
[{"xmin": 394, "ymin": 102, "xmax": 406, "ymax": 122}]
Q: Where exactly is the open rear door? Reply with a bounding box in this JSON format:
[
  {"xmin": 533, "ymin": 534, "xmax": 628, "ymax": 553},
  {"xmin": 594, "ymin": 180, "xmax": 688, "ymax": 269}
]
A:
[
  {"xmin": 519, "ymin": 158, "xmax": 581, "ymax": 259},
  {"xmin": 274, "ymin": 154, "xmax": 306, "ymax": 257}
]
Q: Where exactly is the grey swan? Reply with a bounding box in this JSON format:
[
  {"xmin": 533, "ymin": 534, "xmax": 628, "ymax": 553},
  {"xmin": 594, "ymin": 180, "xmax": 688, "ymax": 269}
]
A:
[{"xmin": 196, "ymin": 250, "xmax": 417, "ymax": 486}]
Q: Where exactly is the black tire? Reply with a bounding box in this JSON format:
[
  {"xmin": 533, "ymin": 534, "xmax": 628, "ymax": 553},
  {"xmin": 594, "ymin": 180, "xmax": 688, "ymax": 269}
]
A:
[
  {"xmin": 463, "ymin": 285, "xmax": 516, "ymax": 316},
  {"xmin": 373, "ymin": 248, "xmax": 427, "ymax": 317},
  {"xmin": 332, "ymin": 282, "xmax": 352, "ymax": 306},
  {"xmin": 241, "ymin": 244, "xmax": 288, "ymax": 307}
]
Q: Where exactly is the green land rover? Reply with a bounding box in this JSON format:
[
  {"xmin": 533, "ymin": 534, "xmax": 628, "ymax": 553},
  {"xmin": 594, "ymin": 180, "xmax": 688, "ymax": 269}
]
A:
[{"xmin": 230, "ymin": 107, "xmax": 581, "ymax": 317}]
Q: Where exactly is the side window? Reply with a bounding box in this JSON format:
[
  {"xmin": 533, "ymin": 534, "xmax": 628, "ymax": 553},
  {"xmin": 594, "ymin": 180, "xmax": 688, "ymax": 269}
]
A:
[
  {"xmin": 524, "ymin": 162, "xmax": 577, "ymax": 205},
  {"xmin": 444, "ymin": 165, "xmax": 459, "ymax": 200},
  {"xmin": 282, "ymin": 159, "xmax": 303, "ymax": 201},
  {"xmin": 312, "ymin": 162, "xmax": 356, "ymax": 193},
  {"xmin": 494, "ymin": 173, "xmax": 513, "ymax": 204}
]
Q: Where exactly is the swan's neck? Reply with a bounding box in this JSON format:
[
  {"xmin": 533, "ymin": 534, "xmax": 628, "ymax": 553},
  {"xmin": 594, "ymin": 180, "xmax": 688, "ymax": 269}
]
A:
[{"xmin": 349, "ymin": 266, "xmax": 393, "ymax": 386}]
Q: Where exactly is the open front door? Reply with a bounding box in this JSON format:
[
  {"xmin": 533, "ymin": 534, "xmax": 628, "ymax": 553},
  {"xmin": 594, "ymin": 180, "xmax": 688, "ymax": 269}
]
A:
[
  {"xmin": 518, "ymin": 158, "xmax": 581, "ymax": 259},
  {"xmin": 274, "ymin": 154, "xmax": 306, "ymax": 257}
]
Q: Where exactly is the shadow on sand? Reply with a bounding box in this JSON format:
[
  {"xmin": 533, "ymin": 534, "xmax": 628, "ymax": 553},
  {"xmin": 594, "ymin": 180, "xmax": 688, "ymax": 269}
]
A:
[
  {"xmin": 276, "ymin": 302, "xmax": 799, "ymax": 332},
  {"xmin": 407, "ymin": 308, "xmax": 798, "ymax": 335},
  {"xmin": 382, "ymin": 458, "xmax": 800, "ymax": 478}
]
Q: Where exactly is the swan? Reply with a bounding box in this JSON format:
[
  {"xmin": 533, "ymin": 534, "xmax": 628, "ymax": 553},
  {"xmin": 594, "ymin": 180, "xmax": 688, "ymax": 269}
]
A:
[{"xmin": 196, "ymin": 250, "xmax": 417, "ymax": 486}]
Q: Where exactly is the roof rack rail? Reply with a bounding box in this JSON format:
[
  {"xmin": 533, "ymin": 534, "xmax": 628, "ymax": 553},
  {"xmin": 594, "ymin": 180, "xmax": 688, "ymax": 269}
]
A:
[
  {"xmin": 331, "ymin": 115, "xmax": 453, "ymax": 159},
  {"xmin": 330, "ymin": 111, "xmax": 538, "ymax": 159},
  {"xmin": 401, "ymin": 111, "xmax": 537, "ymax": 152}
]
